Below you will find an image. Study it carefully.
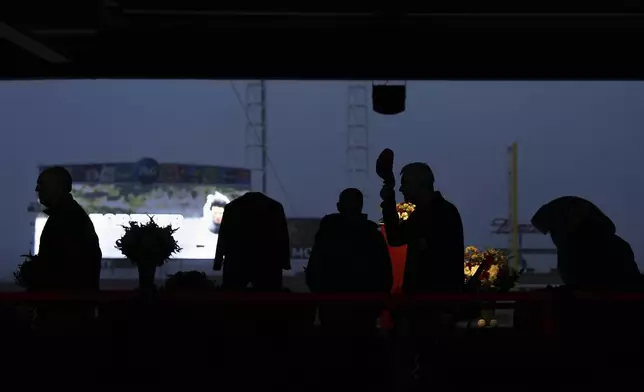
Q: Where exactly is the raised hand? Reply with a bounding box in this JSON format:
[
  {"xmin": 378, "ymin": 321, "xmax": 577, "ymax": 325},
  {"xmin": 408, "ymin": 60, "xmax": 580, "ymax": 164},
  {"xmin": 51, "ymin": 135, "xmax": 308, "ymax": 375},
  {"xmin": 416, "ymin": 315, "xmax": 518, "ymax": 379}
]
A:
[{"xmin": 376, "ymin": 148, "xmax": 395, "ymax": 186}]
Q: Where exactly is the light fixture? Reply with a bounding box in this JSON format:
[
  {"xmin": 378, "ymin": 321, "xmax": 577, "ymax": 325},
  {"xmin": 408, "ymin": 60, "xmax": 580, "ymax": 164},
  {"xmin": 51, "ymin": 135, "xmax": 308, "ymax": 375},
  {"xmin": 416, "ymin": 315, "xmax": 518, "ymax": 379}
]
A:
[{"xmin": 372, "ymin": 81, "xmax": 406, "ymax": 115}]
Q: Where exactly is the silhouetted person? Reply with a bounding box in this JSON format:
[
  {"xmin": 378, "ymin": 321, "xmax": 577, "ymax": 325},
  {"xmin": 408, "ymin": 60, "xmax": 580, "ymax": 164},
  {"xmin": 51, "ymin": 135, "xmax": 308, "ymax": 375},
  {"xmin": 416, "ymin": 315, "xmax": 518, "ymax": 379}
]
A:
[
  {"xmin": 36, "ymin": 167, "xmax": 102, "ymax": 292},
  {"xmin": 532, "ymin": 196, "xmax": 641, "ymax": 291},
  {"xmin": 377, "ymin": 152, "xmax": 464, "ymax": 388},
  {"xmin": 380, "ymin": 161, "xmax": 464, "ymax": 294},
  {"xmin": 213, "ymin": 192, "xmax": 291, "ymax": 291},
  {"xmin": 532, "ymin": 196, "xmax": 644, "ymax": 346},
  {"xmin": 33, "ymin": 167, "xmax": 102, "ymax": 371},
  {"xmin": 306, "ymin": 188, "xmax": 393, "ymax": 334}
]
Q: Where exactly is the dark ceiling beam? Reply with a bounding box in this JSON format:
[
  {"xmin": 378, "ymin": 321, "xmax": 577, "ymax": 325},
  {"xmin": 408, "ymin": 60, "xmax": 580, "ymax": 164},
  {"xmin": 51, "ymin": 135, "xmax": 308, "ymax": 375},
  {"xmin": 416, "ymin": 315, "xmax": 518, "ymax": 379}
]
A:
[
  {"xmin": 30, "ymin": 29, "xmax": 99, "ymax": 37},
  {"xmin": 1, "ymin": 6, "xmax": 643, "ymax": 80},
  {"xmin": 0, "ymin": 22, "xmax": 69, "ymax": 63},
  {"xmin": 101, "ymin": 11, "xmax": 644, "ymax": 30},
  {"xmin": 104, "ymin": 0, "xmax": 644, "ymax": 13},
  {"xmin": 121, "ymin": 9, "xmax": 373, "ymax": 17}
]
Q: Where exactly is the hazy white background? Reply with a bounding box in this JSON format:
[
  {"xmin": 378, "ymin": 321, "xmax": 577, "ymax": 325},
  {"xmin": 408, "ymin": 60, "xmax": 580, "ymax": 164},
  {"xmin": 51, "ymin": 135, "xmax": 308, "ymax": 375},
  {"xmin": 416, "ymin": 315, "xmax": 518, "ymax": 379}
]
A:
[{"xmin": 1, "ymin": 80, "xmax": 643, "ymax": 280}]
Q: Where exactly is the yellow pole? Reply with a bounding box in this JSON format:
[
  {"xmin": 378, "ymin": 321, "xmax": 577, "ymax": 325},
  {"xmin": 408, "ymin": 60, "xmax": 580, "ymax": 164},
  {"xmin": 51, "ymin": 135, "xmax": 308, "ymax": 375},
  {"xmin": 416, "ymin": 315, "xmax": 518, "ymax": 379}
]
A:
[{"xmin": 510, "ymin": 142, "xmax": 520, "ymax": 271}]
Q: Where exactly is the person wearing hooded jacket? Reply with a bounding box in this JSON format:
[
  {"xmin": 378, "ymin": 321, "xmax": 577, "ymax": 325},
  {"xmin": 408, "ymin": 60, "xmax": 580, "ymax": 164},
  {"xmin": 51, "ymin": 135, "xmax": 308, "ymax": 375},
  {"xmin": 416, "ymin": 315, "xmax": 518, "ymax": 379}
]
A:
[
  {"xmin": 532, "ymin": 196, "xmax": 641, "ymax": 292},
  {"xmin": 530, "ymin": 196, "xmax": 644, "ymax": 346},
  {"xmin": 306, "ymin": 188, "xmax": 393, "ymax": 334}
]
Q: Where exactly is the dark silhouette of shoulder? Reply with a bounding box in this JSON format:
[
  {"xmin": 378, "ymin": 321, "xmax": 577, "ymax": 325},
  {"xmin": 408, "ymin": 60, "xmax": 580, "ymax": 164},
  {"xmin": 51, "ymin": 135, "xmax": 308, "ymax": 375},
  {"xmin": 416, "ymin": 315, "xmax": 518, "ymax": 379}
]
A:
[
  {"xmin": 308, "ymin": 212, "xmax": 391, "ymax": 293},
  {"xmin": 230, "ymin": 191, "xmax": 281, "ymax": 207},
  {"xmin": 316, "ymin": 213, "xmax": 382, "ymax": 245},
  {"xmin": 217, "ymin": 191, "xmax": 290, "ymax": 270},
  {"xmin": 42, "ymin": 195, "xmax": 99, "ymax": 247},
  {"xmin": 434, "ymin": 192, "xmax": 462, "ymax": 219},
  {"xmin": 319, "ymin": 212, "xmax": 378, "ymax": 228}
]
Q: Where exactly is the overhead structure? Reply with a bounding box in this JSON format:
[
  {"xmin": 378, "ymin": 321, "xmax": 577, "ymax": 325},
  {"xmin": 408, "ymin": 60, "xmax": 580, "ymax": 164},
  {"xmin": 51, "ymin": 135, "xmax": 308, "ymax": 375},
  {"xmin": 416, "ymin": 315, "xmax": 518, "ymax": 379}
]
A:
[
  {"xmin": 346, "ymin": 84, "xmax": 371, "ymax": 204},
  {"xmin": 2, "ymin": 5, "xmax": 641, "ymax": 80},
  {"xmin": 0, "ymin": 22, "xmax": 69, "ymax": 63},
  {"xmin": 244, "ymin": 81, "xmax": 268, "ymax": 193}
]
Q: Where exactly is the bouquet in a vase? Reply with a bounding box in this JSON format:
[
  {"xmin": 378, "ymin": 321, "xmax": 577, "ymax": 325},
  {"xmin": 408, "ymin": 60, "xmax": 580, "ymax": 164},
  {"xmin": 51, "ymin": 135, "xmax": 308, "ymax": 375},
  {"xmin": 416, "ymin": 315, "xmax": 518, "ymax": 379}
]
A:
[
  {"xmin": 115, "ymin": 216, "xmax": 181, "ymax": 290},
  {"xmin": 464, "ymin": 246, "xmax": 519, "ymax": 292},
  {"xmin": 463, "ymin": 246, "xmax": 521, "ymax": 327}
]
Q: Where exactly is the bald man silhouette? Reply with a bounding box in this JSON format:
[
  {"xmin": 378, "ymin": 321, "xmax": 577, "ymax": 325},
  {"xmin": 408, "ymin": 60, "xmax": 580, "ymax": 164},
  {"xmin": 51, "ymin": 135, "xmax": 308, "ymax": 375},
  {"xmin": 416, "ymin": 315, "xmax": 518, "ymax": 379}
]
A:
[{"xmin": 36, "ymin": 167, "xmax": 102, "ymax": 292}]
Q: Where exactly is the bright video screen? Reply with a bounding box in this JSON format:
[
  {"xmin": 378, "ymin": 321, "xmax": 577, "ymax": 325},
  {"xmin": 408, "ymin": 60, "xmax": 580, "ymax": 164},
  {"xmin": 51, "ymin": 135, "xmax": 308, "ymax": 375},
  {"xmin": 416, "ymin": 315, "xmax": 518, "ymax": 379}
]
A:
[{"xmin": 31, "ymin": 161, "xmax": 250, "ymax": 260}]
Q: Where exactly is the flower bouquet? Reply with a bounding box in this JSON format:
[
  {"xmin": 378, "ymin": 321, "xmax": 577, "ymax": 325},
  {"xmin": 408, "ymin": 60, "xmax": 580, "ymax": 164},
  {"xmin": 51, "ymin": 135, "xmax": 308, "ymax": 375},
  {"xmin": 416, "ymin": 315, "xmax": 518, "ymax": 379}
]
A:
[
  {"xmin": 379, "ymin": 201, "xmax": 416, "ymax": 224},
  {"xmin": 14, "ymin": 253, "xmax": 49, "ymax": 329},
  {"xmin": 115, "ymin": 216, "xmax": 182, "ymax": 291},
  {"xmin": 463, "ymin": 246, "xmax": 521, "ymax": 327},
  {"xmin": 14, "ymin": 252, "xmax": 47, "ymax": 291}
]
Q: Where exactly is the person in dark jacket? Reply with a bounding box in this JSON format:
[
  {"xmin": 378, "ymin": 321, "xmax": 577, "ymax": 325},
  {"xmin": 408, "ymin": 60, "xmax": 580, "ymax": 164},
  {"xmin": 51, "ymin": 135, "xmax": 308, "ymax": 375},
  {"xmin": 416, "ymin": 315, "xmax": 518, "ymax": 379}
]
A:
[
  {"xmin": 36, "ymin": 167, "xmax": 102, "ymax": 292},
  {"xmin": 306, "ymin": 188, "xmax": 393, "ymax": 334},
  {"xmin": 379, "ymin": 161, "xmax": 464, "ymax": 295},
  {"xmin": 34, "ymin": 166, "xmax": 102, "ymax": 333},
  {"xmin": 531, "ymin": 196, "xmax": 643, "ymax": 345},
  {"xmin": 213, "ymin": 192, "xmax": 291, "ymax": 291},
  {"xmin": 377, "ymin": 151, "xmax": 464, "ymax": 388},
  {"xmin": 531, "ymin": 196, "xmax": 641, "ymax": 291}
]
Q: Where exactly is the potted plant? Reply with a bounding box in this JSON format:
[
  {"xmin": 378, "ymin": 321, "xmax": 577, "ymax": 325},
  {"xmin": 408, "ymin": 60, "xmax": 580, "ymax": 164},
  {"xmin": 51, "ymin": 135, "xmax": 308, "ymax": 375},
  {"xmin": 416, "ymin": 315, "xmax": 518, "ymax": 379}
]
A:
[{"xmin": 115, "ymin": 216, "xmax": 181, "ymax": 292}]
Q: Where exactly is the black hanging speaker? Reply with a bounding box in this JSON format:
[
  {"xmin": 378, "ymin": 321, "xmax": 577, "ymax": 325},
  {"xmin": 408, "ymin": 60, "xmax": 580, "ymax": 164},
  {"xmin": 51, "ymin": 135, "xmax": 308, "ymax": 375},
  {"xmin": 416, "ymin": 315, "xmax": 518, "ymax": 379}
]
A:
[{"xmin": 372, "ymin": 83, "xmax": 406, "ymax": 115}]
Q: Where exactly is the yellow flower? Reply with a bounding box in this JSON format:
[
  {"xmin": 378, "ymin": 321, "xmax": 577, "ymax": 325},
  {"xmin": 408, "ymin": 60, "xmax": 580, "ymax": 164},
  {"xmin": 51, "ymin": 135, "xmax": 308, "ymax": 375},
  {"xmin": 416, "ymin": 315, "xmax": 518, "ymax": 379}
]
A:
[
  {"xmin": 488, "ymin": 264, "xmax": 499, "ymax": 280},
  {"xmin": 396, "ymin": 202, "xmax": 416, "ymax": 221},
  {"xmin": 464, "ymin": 245, "xmax": 510, "ymax": 288},
  {"xmin": 464, "ymin": 264, "xmax": 479, "ymax": 277}
]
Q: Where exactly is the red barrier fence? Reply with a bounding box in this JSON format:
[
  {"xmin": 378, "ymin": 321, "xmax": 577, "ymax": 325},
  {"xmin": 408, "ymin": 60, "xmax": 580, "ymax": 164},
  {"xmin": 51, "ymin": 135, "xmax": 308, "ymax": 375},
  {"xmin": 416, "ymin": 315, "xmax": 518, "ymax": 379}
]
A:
[
  {"xmin": 3, "ymin": 291, "xmax": 643, "ymax": 339},
  {"xmin": 1, "ymin": 291, "xmax": 643, "ymax": 303}
]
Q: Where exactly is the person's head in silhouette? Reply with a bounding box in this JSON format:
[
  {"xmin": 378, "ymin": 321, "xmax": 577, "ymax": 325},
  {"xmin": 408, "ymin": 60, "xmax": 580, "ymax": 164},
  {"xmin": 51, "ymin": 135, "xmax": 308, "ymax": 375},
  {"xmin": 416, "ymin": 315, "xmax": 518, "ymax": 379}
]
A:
[
  {"xmin": 337, "ymin": 188, "xmax": 363, "ymax": 215},
  {"xmin": 399, "ymin": 162, "xmax": 435, "ymax": 205},
  {"xmin": 36, "ymin": 166, "xmax": 73, "ymax": 208},
  {"xmin": 531, "ymin": 196, "xmax": 616, "ymax": 247}
]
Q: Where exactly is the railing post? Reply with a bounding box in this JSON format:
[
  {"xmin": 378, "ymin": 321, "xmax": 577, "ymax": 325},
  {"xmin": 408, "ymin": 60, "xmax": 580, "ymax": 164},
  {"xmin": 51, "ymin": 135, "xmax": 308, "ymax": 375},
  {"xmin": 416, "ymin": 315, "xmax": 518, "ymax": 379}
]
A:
[{"xmin": 542, "ymin": 301, "xmax": 555, "ymax": 338}]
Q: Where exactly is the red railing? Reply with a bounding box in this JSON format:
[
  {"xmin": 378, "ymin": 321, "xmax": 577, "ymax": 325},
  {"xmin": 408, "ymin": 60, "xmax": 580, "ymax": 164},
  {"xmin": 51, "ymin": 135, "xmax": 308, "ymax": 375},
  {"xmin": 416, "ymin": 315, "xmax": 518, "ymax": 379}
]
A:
[
  {"xmin": 1, "ymin": 290, "xmax": 643, "ymax": 302},
  {"xmin": 2, "ymin": 291, "xmax": 643, "ymax": 339}
]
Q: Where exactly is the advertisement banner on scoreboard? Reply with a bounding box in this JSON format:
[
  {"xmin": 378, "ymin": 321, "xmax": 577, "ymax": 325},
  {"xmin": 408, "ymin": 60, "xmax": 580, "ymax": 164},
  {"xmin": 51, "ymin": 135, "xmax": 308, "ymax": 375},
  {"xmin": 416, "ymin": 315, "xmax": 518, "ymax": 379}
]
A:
[{"xmin": 39, "ymin": 161, "xmax": 251, "ymax": 187}]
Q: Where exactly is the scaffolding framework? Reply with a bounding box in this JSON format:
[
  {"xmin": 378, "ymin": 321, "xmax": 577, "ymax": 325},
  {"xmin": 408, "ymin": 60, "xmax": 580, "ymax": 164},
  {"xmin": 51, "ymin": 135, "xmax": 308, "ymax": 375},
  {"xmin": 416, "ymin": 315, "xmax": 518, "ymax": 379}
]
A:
[
  {"xmin": 244, "ymin": 81, "xmax": 268, "ymax": 193},
  {"xmin": 346, "ymin": 84, "xmax": 370, "ymax": 203}
]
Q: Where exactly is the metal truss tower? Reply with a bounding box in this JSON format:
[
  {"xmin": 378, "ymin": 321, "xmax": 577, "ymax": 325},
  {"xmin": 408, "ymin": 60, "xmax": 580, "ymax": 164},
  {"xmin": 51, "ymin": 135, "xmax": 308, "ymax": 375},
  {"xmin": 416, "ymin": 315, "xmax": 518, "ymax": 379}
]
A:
[
  {"xmin": 244, "ymin": 81, "xmax": 268, "ymax": 193},
  {"xmin": 346, "ymin": 84, "xmax": 370, "ymax": 204}
]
